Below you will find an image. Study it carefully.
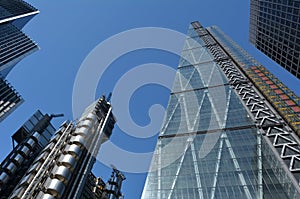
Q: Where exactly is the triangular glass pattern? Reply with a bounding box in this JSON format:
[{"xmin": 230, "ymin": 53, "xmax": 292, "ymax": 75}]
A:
[{"xmin": 142, "ymin": 23, "xmax": 296, "ymax": 199}]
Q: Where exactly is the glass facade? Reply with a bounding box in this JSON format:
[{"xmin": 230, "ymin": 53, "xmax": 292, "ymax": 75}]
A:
[
  {"xmin": 208, "ymin": 26, "xmax": 260, "ymax": 69},
  {"xmin": 249, "ymin": 0, "xmax": 300, "ymax": 79},
  {"xmin": 142, "ymin": 22, "xmax": 300, "ymax": 199},
  {"xmin": 0, "ymin": 23, "xmax": 38, "ymax": 77},
  {"xmin": 0, "ymin": 78, "xmax": 23, "ymax": 123},
  {"xmin": 0, "ymin": 0, "xmax": 39, "ymax": 122},
  {"xmin": 208, "ymin": 25, "xmax": 300, "ymax": 137},
  {"xmin": 0, "ymin": 0, "xmax": 38, "ymax": 19}
]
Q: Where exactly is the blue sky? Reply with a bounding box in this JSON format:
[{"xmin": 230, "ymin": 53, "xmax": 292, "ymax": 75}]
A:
[{"xmin": 0, "ymin": 0, "xmax": 299, "ymax": 198}]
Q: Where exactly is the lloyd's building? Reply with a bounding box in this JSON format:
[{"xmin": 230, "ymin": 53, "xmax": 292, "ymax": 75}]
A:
[{"xmin": 142, "ymin": 21, "xmax": 300, "ymax": 199}]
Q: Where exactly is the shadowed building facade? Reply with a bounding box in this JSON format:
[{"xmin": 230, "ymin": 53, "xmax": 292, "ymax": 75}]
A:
[
  {"xmin": 142, "ymin": 21, "xmax": 300, "ymax": 199},
  {"xmin": 0, "ymin": 110, "xmax": 58, "ymax": 198},
  {"xmin": 249, "ymin": 0, "xmax": 300, "ymax": 79},
  {"xmin": 0, "ymin": 96, "xmax": 126, "ymax": 199},
  {"xmin": 5, "ymin": 96, "xmax": 123, "ymax": 199},
  {"xmin": 0, "ymin": 0, "xmax": 39, "ymax": 122}
]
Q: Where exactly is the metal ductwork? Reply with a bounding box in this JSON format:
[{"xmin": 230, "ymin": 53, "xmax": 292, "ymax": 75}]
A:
[
  {"xmin": 8, "ymin": 96, "xmax": 116, "ymax": 199},
  {"xmin": 44, "ymin": 178, "xmax": 65, "ymax": 198}
]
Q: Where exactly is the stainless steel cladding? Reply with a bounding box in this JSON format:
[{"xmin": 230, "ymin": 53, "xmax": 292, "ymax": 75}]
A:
[
  {"xmin": 18, "ymin": 145, "xmax": 31, "ymax": 157},
  {"xmin": 85, "ymin": 112, "xmax": 97, "ymax": 122},
  {"xmin": 27, "ymin": 161, "xmax": 42, "ymax": 174},
  {"xmin": 42, "ymin": 142, "xmax": 55, "ymax": 153},
  {"xmin": 7, "ymin": 122, "xmax": 73, "ymax": 199},
  {"xmin": 31, "ymin": 132, "xmax": 40, "ymax": 141},
  {"xmin": 78, "ymin": 119, "xmax": 94, "ymax": 129},
  {"xmin": 18, "ymin": 173, "xmax": 35, "ymax": 186},
  {"xmin": 64, "ymin": 144, "xmax": 82, "ymax": 158},
  {"xmin": 35, "ymin": 192, "xmax": 56, "ymax": 199},
  {"xmin": 57, "ymin": 154, "xmax": 77, "ymax": 171},
  {"xmin": 12, "ymin": 154, "xmax": 24, "ymax": 166},
  {"xmin": 5, "ymin": 162, "xmax": 18, "ymax": 174},
  {"xmin": 9, "ymin": 187, "xmax": 25, "ymax": 199},
  {"xmin": 0, "ymin": 171, "xmax": 10, "ymax": 184},
  {"xmin": 50, "ymin": 165, "xmax": 71, "ymax": 184},
  {"xmin": 44, "ymin": 178, "xmax": 65, "ymax": 198},
  {"xmin": 6, "ymin": 98, "xmax": 116, "ymax": 199},
  {"xmin": 74, "ymin": 126, "xmax": 91, "ymax": 138},
  {"xmin": 59, "ymin": 120, "xmax": 70, "ymax": 129},
  {"xmin": 34, "ymin": 151, "xmax": 49, "ymax": 163},
  {"xmin": 50, "ymin": 133, "xmax": 61, "ymax": 144},
  {"xmin": 69, "ymin": 135, "xmax": 86, "ymax": 148},
  {"xmin": 25, "ymin": 138, "xmax": 37, "ymax": 150}
]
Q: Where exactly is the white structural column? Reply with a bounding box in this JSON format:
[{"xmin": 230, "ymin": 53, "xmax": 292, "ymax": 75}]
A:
[
  {"xmin": 222, "ymin": 90, "xmax": 231, "ymax": 128},
  {"xmin": 20, "ymin": 122, "xmax": 74, "ymax": 199},
  {"xmin": 161, "ymin": 97, "xmax": 181, "ymax": 134},
  {"xmin": 192, "ymin": 92, "xmax": 206, "ymax": 130},
  {"xmin": 167, "ymin": 138, "xmax": 193, "ymax": 199},
  {"xmin": 210, "ymin": 87, "xmax": 231, "ymax": 199},
  {"xmin": 157, "ymin": 140, "xmax": 162, "ymax": 199},
  {"xmin": 190, "ymin": 139, "xmax": 204, "ymax": 199},
  {"xmin": 206, "ymin": 64, "xmax": 216, "ymax": 87},
  {"xmin": 257, "ymin": 131, "xmax": 263, "ymax": 198},
  {"xmin": 210, "ymin": 133, "xmax": 224, "ymax": 199},
  {"xmin": 182, "ymin": 93, "xmax": 192, "ymax": 131},
  {"xmin": 71, "ymin": 107, "xmax": 112, "ymax": 199},
  {"xmin": 224, "ymin": 133, "xmax": 252, "ymax": 199},
  {"xmin": 179, "ymin": 68, "xmax": 195, "ymax": 131}
]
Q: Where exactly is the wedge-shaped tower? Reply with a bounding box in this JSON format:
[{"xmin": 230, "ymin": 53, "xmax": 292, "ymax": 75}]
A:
[{"xmin": 142, "ymin": 21, "xmax": 300, "ymax": 199}]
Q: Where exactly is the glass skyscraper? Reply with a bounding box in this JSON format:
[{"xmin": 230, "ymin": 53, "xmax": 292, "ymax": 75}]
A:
[
  {"xmin": 0, "ymin": 0, "xmax": 39, "ymax": 122},
  {"xmin": 142, "ymin": 21, "xmax": 300, "ymax": 199},
  {"xmin": 249, "ymin": 0, "xmax": 300, "ymax": 79}
]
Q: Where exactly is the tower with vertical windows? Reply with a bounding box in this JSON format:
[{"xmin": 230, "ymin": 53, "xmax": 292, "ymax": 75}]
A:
[
  {"xmin": 142, "ymin": 21, "xmax": 300, "ymax": 199},
  {"xmin": 0, "ymin": 0, "xmax": 39, "ymax": 121},
  {"xmin": 249, "ymin": 0, "xmax": 300, "ymax": 79}
]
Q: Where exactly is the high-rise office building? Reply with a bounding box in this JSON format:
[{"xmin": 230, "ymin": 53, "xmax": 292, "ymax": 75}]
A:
[
  {"xmin": 0, "ymin": 0, "xmax": 39, "ymax": 122},
  {"xmin": 0, "ymin": 110, "xmax": 59, "ymax": 198},
  {"xmin": 249, "ymin": 0, "xmax": 300, "ymax": 79},
  {"xmin": 142, "ymin": 21, "xmax": 300, "ymax": 199},
  {"xmin": 6, "ymin": 96, "xmax": 118, "ymax": 199}
]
